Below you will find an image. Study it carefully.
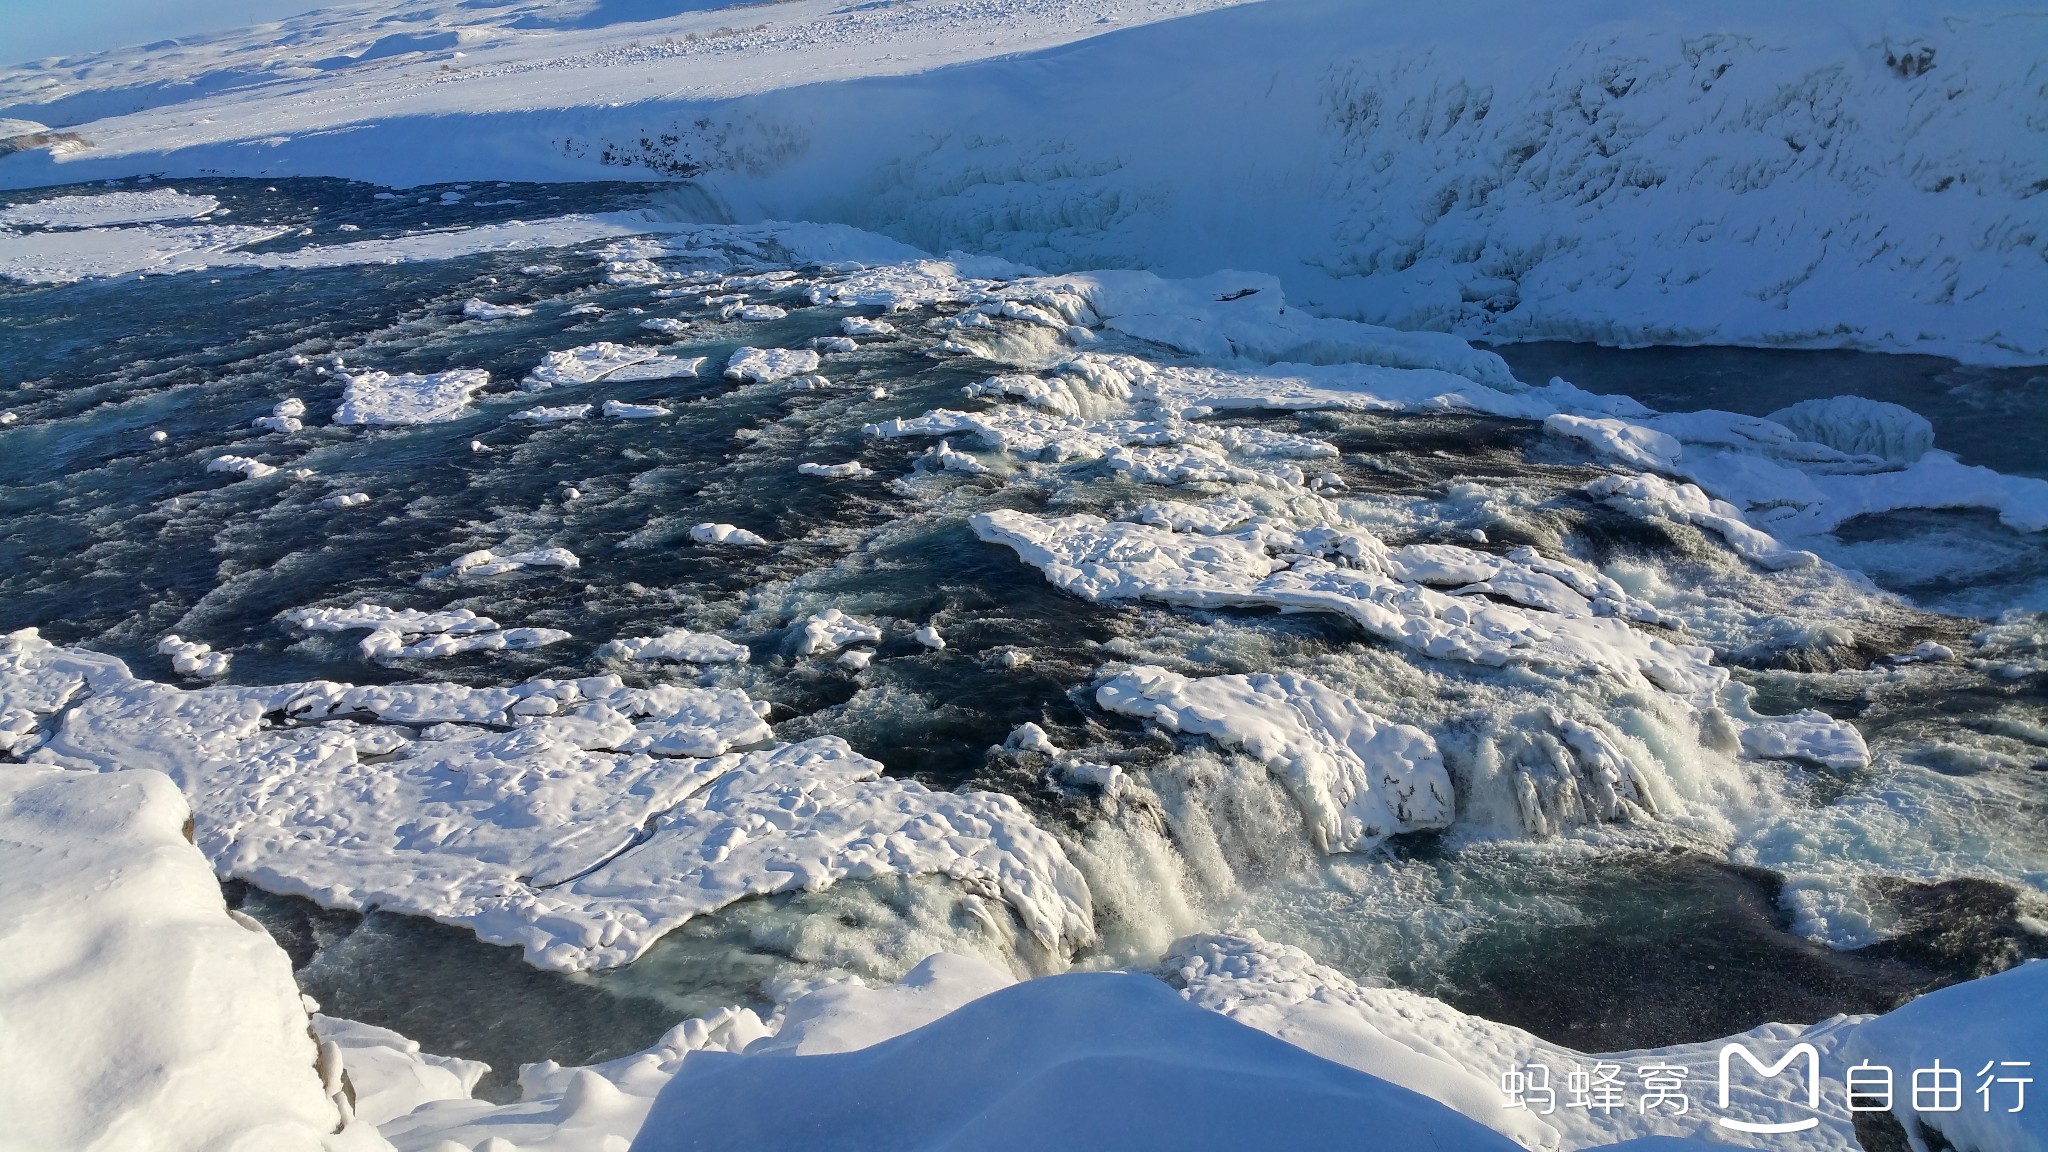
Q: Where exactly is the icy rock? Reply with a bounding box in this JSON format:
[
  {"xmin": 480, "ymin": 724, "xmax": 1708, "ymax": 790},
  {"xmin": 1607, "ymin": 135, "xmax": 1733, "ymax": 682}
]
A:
[
  {"xmin": 930, "ymin": 440, "xmax": 988, "ymax": 474},
  {"xmin": 309, "ymin": 1015, "xmax": 486, "ymax": 1128},
  {"xmin": 812, "ymin": 336, "xmax": 859, "ymax": 353},
  {"xmin": 837, "ymin": 648, "xmax": 873, "ymax": 671},
  {"xmin": 1006, "ymin": 722, "xmax": 1057, "ymax": 754},
  {"xmin": 841, "ymin": 317, "xmax": 896, "ymax": 337},
  {"xmin": 0, "ymin": 768, "xmax": 369, "ymax": 1152},
  {"xmin": 208, "ymin": 454, "xmax": 277, "ymax": 480},
  {"xmin": 462, "ymin": 298, "xmax": 531, "ymax": 320},
  {"xmin": 598, "ymin": 629, "xmax": 749, "ymax": 665},
  {"xmin": 1738, "ymin": 710, "xmax": 1870, "ymax": 772},
  {"xmin": 157, "ymin": 634, "xmax": 230, "ymax": 680},
  {"xmin": 1585, "ymin": 473, "xmax": 1815, "ymax": 571},
  {"xmin": 441, "ymin": 547, "xmax": 580, "ymax": 579},
  {"xmin": 725, "ymin": 303, "xmax": 787, "ymax": 321},
  {"xmin": 796, "ymin": 609, "xmax": 884, "ymax": 656},
  {"xmin": 723, "ymin": 346, "xmax": 820, "ymax": 383},
  {"xmin": 285, "ymin": 603, "xmax": 570, "ymax": 663},
  {"xmin": 974, "ymin": 509, "xmax": 1725, "ymax": 698},
  {"xmin": 1096, "ymin": 666, "xmax": 1452, "ymax": 852},
  {"xmin": 1060, "ymin": 761, "xmax": 1124, "ymax": 795},
  {"xmin": 603, "ymin": 399, "xmax": 669, "ymax": 419},
  {"xmin": 253, "ymin": 398, "xmax": 305, "ymax": 434},
  {"xmin": 149, "ymin": 429, "xmax": 169, "ymax": 443},
  {"xmin": 799, "ymin": 460, "xmax": 873, "ymax": 479},
  {"xmin": 1893, "ymin": 641, "xmax": 1956, "ymax": 664},
  {"xmin": 523, "ymin": 342, "xmax": 703, "ymax": 389},
  {"xmin": 912, "ymin": 624, "xmax": 945, "ymax": 650},
  {"xmin": 333, "ymin": 369, "xmax": 489, "ymax": 426},
  {"xmin": 323, "ymin": 492, "xmax": 371, "ymax": 508},
  {"xmin": 640, "ymin": 317, "xmax": 690, "ymax": 336},
  {"xmin": 690, "ymin": 522, "xmax": 767, "ymax": 546},
  {"xmin": 1765, "ymin": 396, "xmax": 1935, "ymax": 467}
]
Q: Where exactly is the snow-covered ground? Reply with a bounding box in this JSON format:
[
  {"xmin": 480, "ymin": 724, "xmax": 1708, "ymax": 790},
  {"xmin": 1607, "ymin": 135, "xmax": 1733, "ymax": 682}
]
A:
[{"xmin": 4, "ymin": 0, "xmax": 2045, "ymax": 361}]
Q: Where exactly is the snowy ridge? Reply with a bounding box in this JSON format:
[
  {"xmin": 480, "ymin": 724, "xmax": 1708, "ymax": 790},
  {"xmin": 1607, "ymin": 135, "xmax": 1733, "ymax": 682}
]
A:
[
  {"xmin": 2, "ymin": 628, "xmax": 1091, "ymax": 972},
  {"xmin": 6, "ymin": 1, "xmax": 2040, "ymax": 361}
]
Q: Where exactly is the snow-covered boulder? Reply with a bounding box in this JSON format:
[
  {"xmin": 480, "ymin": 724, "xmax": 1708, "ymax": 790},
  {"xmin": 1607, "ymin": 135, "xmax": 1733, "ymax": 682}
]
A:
[{"xmin": 1766, "ymin": 396, "xmax": 1935, "ymax": 467}]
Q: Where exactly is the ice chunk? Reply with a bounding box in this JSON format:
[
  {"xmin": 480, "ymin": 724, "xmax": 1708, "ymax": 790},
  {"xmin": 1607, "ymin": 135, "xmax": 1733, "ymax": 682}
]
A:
[
  {"xmin": 690, "ymin": 522, "xmax": 768, "ymax": 546},
  {"xmin": 796, "ymin": 609, "xmax": 884, "ymax": 656},
  {"xmin": 799, "ymin": 460, "xmax": 874, "ymax": 479},
  {"xmin": 604, "ymin": 399, "xmax": 670, "ymax": 419},
  {"xmin": 157, "ymin": 634, "xmax": 230, "ymax": 680},
  {"xmin": 837, "ymin": 648, "xmax": 873, "ymax": 670},
  {"xmin": 523, "ymin": 342, "xmax": 702, "ymax": 389},
  {"xmin": 1096, "ymin": 666, "xmax": 1452, "ymax": 851},
  {"xmin": 207, "ymin": 454, "xmax": 277, "ymax": 480},
  {"xmin": 444, "ymin": 547, "xmax": 580, "ymax": 579},
  {"xmin": 598, "ymin": 629, "xmax": 749, "ymax": 665},
  {"xmin": 1765, "ymin": 396, "xmax": 1935, "ymax": 467},
  {"xmin": 841, "ymin": 316, "xmax": 896, "ymax": 337},
  {"xmin": 510, "ymin": 402, "xmax": 592, "ymax": 423},
  {"xmin": 1586, "ymin": 474, "xmax": 1816, "ymax": 570},
  {"xmin": 0, "ymin": 189, "xmax": 221, "ymax": 227},
  {"xmin": 930, "ymin": 440, "xmax": 988, "ymax": 474},
  {"xmin": 723, "ymin": 346, "xmax": 820, "ymax": 383},
  {"xmin": 812, "ymin": 336, "xmax": 859, "ymax": 353},
  {"xmin": 461, "ymin": 298, "xmax": 531, "ymax": 320},
  {"xmin": 333, "ymin": 369, "xmax": 489, "ymax": 426},
  {"xmin": 1738, "ymin": 710, "xmax": 1870, "ymax": 772},
  {"xmin": 912, "ymin": 624, "xmax": 945, "ymax": 650},
  {"xmin": 285, "ymin": 602, "xmax": 569, "ymax": 662},
  {"xmin": 0, "ymin": 769, "xmax": 357, "ymax": 1151}
]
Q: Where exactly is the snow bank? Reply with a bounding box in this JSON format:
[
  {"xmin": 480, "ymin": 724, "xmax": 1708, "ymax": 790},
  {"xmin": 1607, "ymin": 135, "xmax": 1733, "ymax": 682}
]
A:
[
  {"xmin": 1841, "ymin": 960, "xmax": 2048, "ymax": 1152},
  {"xmin": 309, "ymin": 1016, "xmax": 486, "ymax": 1130},
  {"xmin": 332, "ymin": 369, "xmax": 489, "ymax": 426},
  {"xmin": 1095, "ymin": 665, "xmax": 1452, "ymax": 852},
  {"xmin": 0, "ymin": 768, "xmax": 378, "ymax": 1152},
  {"xmin": 632, "ymin": 970, "xmax": 1524, "ymax": 1152}
]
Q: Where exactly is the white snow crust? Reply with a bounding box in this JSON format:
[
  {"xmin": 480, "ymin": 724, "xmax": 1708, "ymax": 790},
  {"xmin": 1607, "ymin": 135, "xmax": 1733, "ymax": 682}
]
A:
[
  {"xmin": 597, "ymin": 629, "xmax": 748, "ymax": 665},
  {"xmin": 522, "ymin": 342, "xmax": 703, "ymax": 389},
  {"xmin": 333, "ymin": 369, "xmax": 489, "ymax": 426},
  {"xmin": 4, "ymin": 628, "xmax": 1090, "ymax": 973},
  {"xmin": 285, "ymin": 603, "xmax": 569, "ymax": 663},
  {"xmin": 723, "ymin": 346, "xmax": 820, "ymax": 384},
  {"xmin": 0, "ymin": 768, "xmax": 380, "ymax": 1152},
  {"xmin": 795, "ymin": 609, "xmax": 883, "ymax": 657},
  {"xmin": 0, "ymin": 189, "xmax": 219, "ymax": 228}
]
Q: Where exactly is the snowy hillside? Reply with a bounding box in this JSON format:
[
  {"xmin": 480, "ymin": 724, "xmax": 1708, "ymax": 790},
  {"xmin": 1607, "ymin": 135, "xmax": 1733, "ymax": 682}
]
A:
[{"xmin": 3, "ymin": 0, "xmax": 2043, "ymax": 363}]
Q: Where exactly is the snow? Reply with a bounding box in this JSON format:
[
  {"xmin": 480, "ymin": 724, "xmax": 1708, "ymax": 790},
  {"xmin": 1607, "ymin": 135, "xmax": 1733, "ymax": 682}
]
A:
[
  {"xmin": 1095, "ymin": 666, "xmax": 1453, "ymax": 852},
  {"xmin": 208, "ymin": 453, "xmax": 278, "ymax": 480},
  {"xmin": 1840, "ymin": 960, "xmax": 2048, "ymax": 1152},
  {"xmin": 309, "ymin": 1015, "xmax": 487, "ymax": 1130},
  {"xmin": 332, "ymin": 369, "xmax": 489, "ymax": 426},
  {"xmin": 511, "ymin": 403, "xmax": 592, "ymax": 423},
  {"xmin": 723, "ymin": 346, "xmax": 821, "ymax": 384},
  {"xmin": 912, "ymin": 624, "xmax": 945, "ymax": 650},
  {"xmin": 799, "ymin": 460, "xmax": 873, "ymax": 479},
  {"xmin": 157, "ymin": 634, "xmax": 230, "ymax": 679},
  {"xmin": 0, "ymin": 189, "xmax": 219, "ymax": 227},
  {"xmin": 1764, "ymin": 396, "xmax": 1936, "ymax": 469},
  {"xmin": 284, "ymin": 602, "xmax": 570, "ymax": 663},
  {"xmin": 602, "ymin": 399, "xmax": 668, "ymax": 419},
  {"xmin": 597, "ymin": 629, "xmax": 749, "ymax": 665},
  {"xmin": 631, "ymin": 969, "xmax": 1524, "ymax": 1152},
  {"xmin": 461, "ymin": 297, "xmax": 531, "ymax": 320},
  {"xmin": 796, "ymin": 609, "xmax": 883, "ymax": 657},
  {"xmin": 0, "ymin": 767, "xmax": 380, "ymax": 1152},
  {"xmin": 1737, "ymin": 710, "xmax": 1872, "ymax": 773},
  {"xmin": 972, "ymin": 508, "xmax": 1724, "ymax": 699},
  {"xmin": 6, "ymin": 628, "xmax": 1089, "ymax": 973},
  {"xmin": 441, "ymin": 546, "xmax": 581, "ymax": 579},
  {"xmin": 842, "ymin": 317, "xmax": 896, "ymax": 337},
  {"xmin": 523, "ymin": 343, "xmax": 702, "ymax": 389},
  {"xmin": 689, "ymin": 522, "xmax": 767, "ymax": 547}
]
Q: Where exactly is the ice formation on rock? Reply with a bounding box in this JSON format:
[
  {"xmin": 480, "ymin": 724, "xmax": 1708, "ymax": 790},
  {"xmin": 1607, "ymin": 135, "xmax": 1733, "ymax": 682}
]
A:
[
  {"xmin": 157, "ymin": 634, "xmax": 231, "ymax": 680},
  {"xmin": 522, "ymin": 342, "xmax": 703, "ymax": 389},
  {"xmin": 597, "ymin": 628, "xmax": 749, "ymax": 665},
  {"xmin": 1095, "ymin": 666, "xmax": 1452, "ymax": 852},
  {"xmin": 284, "ymin": 603, "xmax": 569, "ymax": 663},
  {"xmin": 796, "ymin": 609, "xmax": 884, "ymax": 657},
  {"xmin": 689, "ymin": 522, "xmax": 767, "ymax": 546},
  {"xmin": 723, "ymin": 347, "xmax": 820, "ymax": 383}
]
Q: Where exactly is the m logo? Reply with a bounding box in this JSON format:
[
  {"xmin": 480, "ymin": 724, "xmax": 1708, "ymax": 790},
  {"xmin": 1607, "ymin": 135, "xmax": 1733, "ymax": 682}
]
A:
[{"xmin": 1717, "ymin": 1043, "xmax": 1822, "ymax": 1134}]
